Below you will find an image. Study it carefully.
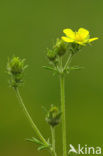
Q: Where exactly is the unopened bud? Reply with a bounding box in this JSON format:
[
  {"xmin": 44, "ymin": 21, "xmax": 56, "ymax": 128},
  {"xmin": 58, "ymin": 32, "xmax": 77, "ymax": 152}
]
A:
[
  {"xmin": 54, "ymin": 38, "xmax": 67, "ymax": 56},
  {"xmin": 46, "ymin": 106, "xmax": 61, "ymax": 127},
  {"xmin": 7, "ymin": 57, "xmax": 28, "ymax": 88},
  {"xmin": 47, "ymin": 49, "xmax": 57, "ymax": 62}
]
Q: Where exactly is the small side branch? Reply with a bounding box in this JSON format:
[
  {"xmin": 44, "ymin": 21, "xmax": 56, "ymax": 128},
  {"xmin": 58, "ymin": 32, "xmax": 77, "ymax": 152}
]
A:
[{"xmin": 15, "ymin": 88, "xmax": 49, "ymax": 147}]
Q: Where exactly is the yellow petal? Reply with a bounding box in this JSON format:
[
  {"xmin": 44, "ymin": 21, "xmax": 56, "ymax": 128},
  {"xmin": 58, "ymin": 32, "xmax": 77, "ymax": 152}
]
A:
[
  {"xmin": 78, "ymin": 28, "xmax": 89, "ymax": 39},
  {"xmin": 61, "ymin": 36, "xmax": 74, "ymax": 43},
  {"xmin": 63, "ymin": 29, "xmax": 75, "ymax": 39},
  {"xmin": 88, "ymin": 37, "xmax": 98, "ymax": 42},
  {"xmin": 75, "ymin": 41, "xmax": 86, "ymax": 46}
]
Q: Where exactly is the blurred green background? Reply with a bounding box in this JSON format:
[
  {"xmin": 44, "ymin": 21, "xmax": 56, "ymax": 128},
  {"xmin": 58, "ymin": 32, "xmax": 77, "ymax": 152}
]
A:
[{"xmin": 0, "ymin": 0, "xmax": 102, "ymax": 156}]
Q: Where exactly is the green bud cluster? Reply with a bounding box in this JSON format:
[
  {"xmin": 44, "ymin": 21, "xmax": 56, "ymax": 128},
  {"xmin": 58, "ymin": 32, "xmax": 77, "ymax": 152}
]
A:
[
  {"xmin": 46, "ymin": 106, "xmax": 61, "ymax": 127},
  {"xmin": 47, "ymin": 38, "xmax": 67, "ymax": 63},
  {"xmin": 7, "ymin": 57, "xmax": 28, "ymax": 89}
]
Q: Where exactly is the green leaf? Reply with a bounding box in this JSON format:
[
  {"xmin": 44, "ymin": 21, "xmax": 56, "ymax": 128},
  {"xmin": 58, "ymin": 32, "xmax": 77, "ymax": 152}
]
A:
[
  {"xmin": 70, "ymin": 66, "xmax": 84, "ymax": 70},
  {"xmin": 65, "ymin": 66, "xmax": 84, "ymax": 74},
  {"xmin": 42, "ymin": 66, "xmax": 57, "ymax": 72},
  {"xmin": 26, "ymin": 137, "xmax": 43, "ymax": 145},
  {"xmin": 38, "ymin": 144, "xmax": 50, "ymax": 151},
  {"xmin": 26, "ymin": 137, "xmax": 51, "ymax": 151}
]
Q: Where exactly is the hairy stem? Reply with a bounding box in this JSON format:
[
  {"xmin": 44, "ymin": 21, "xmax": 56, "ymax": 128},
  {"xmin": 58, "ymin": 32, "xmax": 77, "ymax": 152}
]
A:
[
  {"xmin": 15, "ymin": 88, "xmax": 48, "ymax": 146},
  {"xmin": 51, "ymin": 126, "xmax": 57, "ymax": 156},
  {"xmin": 60, "ymin": 74, "xmax": 67, "ymax": 156}
]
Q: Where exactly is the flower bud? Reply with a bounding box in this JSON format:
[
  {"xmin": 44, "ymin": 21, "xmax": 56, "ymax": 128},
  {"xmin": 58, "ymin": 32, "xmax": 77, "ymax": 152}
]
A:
[
  {"xmin": 46, "ymin": 106, "xmax": 61, "ymax": 127},
  {"xmin": 54, "ymin": 38, "xmax": 67, "ymax": 56},
  {"xmin": 47, "ymin": 49, "xmax": 57, "ymax": 61},
  {"xmin": 70, "ymin": 43, "xmax": 81, "ymax": 55},
  {"xmin": 7, "ymin": 57, "xmax": 27, "ymax": 88}
]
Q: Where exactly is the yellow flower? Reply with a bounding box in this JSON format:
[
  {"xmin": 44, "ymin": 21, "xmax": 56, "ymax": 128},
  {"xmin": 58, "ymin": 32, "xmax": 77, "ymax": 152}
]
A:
[{"xmin": 61, "ymin": 28, "xmax": 98, "ymax": 45}]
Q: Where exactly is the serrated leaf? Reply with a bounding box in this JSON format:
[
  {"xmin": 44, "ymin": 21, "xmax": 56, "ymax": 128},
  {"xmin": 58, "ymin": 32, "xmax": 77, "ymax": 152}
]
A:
[
  {"xmin": 26, "ymin": 137, "xmax": 43, "ymax": 145},
  {"xmin": 26, "ymin": 137, "xmax": 51, "ymax": 151}
]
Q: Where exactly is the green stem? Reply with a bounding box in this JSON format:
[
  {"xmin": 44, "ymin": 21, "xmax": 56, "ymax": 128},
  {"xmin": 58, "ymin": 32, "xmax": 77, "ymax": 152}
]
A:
[
  {"xmin": 64, "ymin": 53, "xmax": 72, "ymax": 71},
  {"xmin": 60, "ymin": 74, "xmax": 67, "ymax": 156},
  {"xmin": 15, "ymin": 88, "xmax": 48, "ymax": 146},
  {"xmin": 51, "ymin": 126, "xmax": 57, "ymax": 156}
]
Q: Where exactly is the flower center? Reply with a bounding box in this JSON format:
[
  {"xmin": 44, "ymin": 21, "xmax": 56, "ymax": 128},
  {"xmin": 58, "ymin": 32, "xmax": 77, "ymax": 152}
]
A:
[{"xmin": 75, "ymin": 33, "xmax": 84, "ymax": 42}]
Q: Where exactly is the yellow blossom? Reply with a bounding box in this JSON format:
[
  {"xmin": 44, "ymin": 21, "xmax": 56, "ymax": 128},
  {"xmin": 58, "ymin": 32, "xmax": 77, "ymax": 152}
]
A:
[{"xmin": 61, "ymin": 28, "xmax": 98, "ymax": 45}]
